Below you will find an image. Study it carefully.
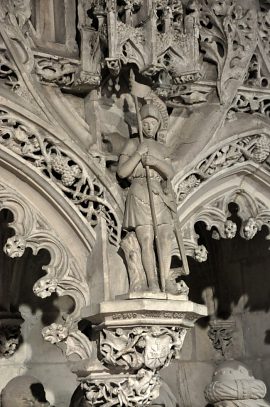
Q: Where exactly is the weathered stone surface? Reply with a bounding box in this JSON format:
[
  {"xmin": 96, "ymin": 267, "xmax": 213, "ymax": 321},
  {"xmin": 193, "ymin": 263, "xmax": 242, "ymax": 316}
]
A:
[{"xmin": 0, "ymin": 0, "xmax": 269, "ymax": 406}]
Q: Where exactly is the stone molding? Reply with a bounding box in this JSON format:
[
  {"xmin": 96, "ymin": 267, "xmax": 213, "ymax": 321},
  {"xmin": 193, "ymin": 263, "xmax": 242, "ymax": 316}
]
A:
[
  {"xmin": 79, "ymin": 297, "xmax": 207, "ymax": 406},
  {"xmin": 0, "ymin": 180, "xmax": 92, "ymax": 361},
  {"xmin": 0, "ymin": 107, "xmax": 123, "ymax": 247}
]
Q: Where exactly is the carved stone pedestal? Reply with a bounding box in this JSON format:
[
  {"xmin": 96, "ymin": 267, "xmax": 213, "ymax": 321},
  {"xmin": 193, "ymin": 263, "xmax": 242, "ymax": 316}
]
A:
[{"xmin": 79, "ymin": 295, "xmax": 207, "ymax": 406}]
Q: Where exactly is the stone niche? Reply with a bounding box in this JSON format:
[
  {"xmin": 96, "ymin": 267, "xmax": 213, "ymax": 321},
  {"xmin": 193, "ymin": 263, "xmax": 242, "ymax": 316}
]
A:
[{"xmin": 0, "ymin": 0, "xmax": 270, "ymax": 406}]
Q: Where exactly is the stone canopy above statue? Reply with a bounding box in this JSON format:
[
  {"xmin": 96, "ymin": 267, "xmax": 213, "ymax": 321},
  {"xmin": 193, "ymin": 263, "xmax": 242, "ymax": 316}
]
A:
[{"xmin": 0, "ymin": 0, "xmax": 270, "ymax": 406}]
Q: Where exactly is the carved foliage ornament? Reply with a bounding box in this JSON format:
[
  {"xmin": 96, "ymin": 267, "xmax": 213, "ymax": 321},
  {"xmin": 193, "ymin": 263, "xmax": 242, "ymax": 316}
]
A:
[
  {"xmin": 82, "ymin": 371, "xmax": 160, "ymax": 407},
  {"xmin": 100, "ymin": 326, "xmax": 187, "ymax": 371},
  {"xmin": 258, "ymin": 6, "xmax": 270, "ymax": 60},
  {"xmin": 35, "ymin": 57, "xmax": 79, "ymax": 88},
  {"xmin": 0, "ymin": 182, "xmax": 92, "ymax": 361},
  {"xmin": 35, "ymin": 56, "xmax": 101, "ymax": 91},
  {"xmin": 80, "ymin": 326, "xmax": 187, "ymax": 406},
  {"xmin": 0, "ymin": 109, "xmax": 121, "ymax": 245},
  {"xmin": 181, "ymin": 189, "xmax": 270, "ymax": 262},
  {"xmin": 3, "ymin": 0, "xmax": 32, "ymax": 30},
  {"xmin": 175, "ymin": 134, "xmax": 270, "ymax": 204},
  {"xmin": 199, "ymin": 0, "xmax": 257, "ymax": 103},
  {"xmin": 42, "ymin": 320, "xmax": 93, "ymax": 360},
  {"xmin": 208, "ymin": 319, "xmax": 235, "ymax": 357},
  {"xmin": 228, "ymin": 91, "xmax": 270, "ymax": 119},
  {"xmin": 0, "ymin": 50, "xmax": 19, "ymax": 91}
]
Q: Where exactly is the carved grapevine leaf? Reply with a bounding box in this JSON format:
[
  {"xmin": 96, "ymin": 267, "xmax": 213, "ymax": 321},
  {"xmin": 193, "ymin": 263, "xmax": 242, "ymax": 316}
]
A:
[
  {"xmin": 175, "ymin": 134, "xmax": 270, "ymax": 204},
  {"xmin": 0, "ymin": 109, "xmax": 121, "ymax": 245},
  {"xmin": 199, "ymin": 0, "xmax": 257, "ymax": 103}
]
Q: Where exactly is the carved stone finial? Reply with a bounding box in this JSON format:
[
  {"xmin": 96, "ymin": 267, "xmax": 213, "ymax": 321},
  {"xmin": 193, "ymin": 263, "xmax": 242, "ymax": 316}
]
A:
[
  {"xmin": 205, "ymin": 361, "xmax": 270, "ymax": 407},
  {"xmin": 1, "ymin": 375, "xmax": 51, "ymax": 407}
]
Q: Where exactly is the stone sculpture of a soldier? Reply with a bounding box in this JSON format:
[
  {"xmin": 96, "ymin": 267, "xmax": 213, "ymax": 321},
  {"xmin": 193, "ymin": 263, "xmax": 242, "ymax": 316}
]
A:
[{"xmin": 117, "ymin": 76, "xmax": 189, "ymax": 295}]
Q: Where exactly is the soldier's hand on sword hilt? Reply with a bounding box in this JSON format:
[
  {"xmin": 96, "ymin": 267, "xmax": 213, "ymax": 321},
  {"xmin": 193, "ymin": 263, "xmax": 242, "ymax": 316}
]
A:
[
  {"xmin": 136, "ymin": 142, "xmax": 148, "ymax": 156},
  {"xmin": 141, "ymin": 154, "xmax": 156, "ymax": 167}
]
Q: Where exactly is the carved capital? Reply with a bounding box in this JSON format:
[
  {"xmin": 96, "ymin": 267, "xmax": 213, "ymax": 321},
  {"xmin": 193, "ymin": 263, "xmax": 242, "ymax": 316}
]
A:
[
  {"xmin": 79, "ymin": 298, "xmax": 207, "ymax": 406},
  {"xmin": 100, "ymin": 326, "xmax": 187, "ymax": 371},
  {"xmin": 81, "ymin": 371, "xmax": 160, "ymax": 407},
  {"xmin": 208, "ymin": 319, "xmax": 235, "ymax": 357},
  {"xmin": 0, "ymin": 316, "xmax": 23, "ymax": 358}
]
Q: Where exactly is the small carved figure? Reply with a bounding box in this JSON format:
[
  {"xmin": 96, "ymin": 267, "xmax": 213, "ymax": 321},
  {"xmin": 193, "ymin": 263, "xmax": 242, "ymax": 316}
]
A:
[
  {"xmin": 1, "ymin": 375, "xmax": 51, "ymax": 407},
  {"xmin": 117, "ymin": 86, "xmax": 177, "ymax": 293},
  {"xmin": 185, "ymin": 0, "xmax": 199, "ymax": 37},
  {"xmin": 171, "ymin": 0, "xmax": 183, "ymax": 31}
]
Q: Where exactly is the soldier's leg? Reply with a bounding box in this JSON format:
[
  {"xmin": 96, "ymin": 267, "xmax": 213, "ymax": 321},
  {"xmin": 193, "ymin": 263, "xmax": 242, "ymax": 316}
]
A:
[
  {"xmin": 136, "ymin": 225, "xmax": 159, "ymax": 291},
  {"xmin": 158, "ymin": 224, "xmax": 176, "ymax": 293}
]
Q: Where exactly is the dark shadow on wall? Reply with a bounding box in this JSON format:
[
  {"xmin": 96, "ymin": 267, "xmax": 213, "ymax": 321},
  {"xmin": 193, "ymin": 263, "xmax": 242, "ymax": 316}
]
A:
[
  {"xmin": 183, "ymin": 203, "xmax": 270, "ymax": 329},
  {"xmin": 265, "ymin": 330, "xmax": 270, "ymax": 344},
  {"xmin": 0, "ymin": 208, "xmax": 77, "ymax": 405},
  {"xmin": 0, "ymin": 208, "xmax": 60, "ymax": 327}
]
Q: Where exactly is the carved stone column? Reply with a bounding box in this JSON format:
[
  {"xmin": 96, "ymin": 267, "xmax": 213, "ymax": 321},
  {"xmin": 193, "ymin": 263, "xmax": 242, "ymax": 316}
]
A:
[{"xmin": 78, "ymin": 293, "xmax": 207, "ymax": 406}]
